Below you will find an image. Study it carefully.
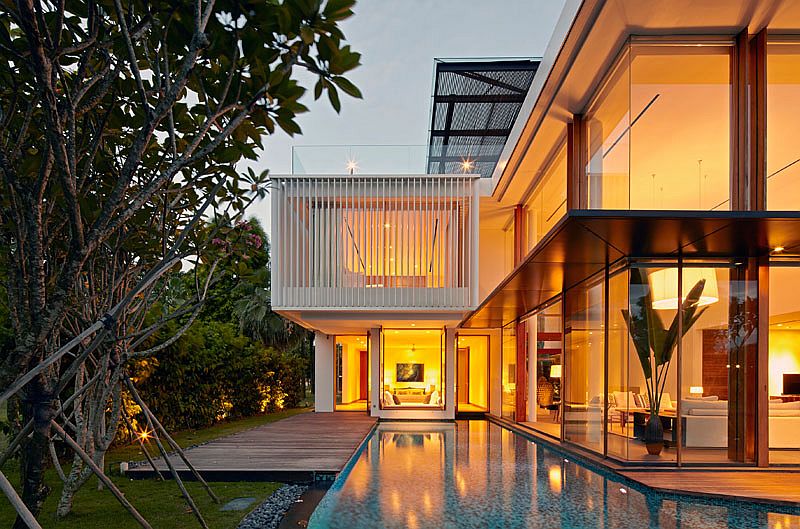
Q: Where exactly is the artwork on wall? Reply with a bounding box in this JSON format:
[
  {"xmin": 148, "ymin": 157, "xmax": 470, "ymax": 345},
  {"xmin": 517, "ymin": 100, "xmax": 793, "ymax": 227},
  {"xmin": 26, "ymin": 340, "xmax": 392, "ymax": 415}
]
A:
[{"xmin": 396, "ymin": 363, "xmax": 424, "ymax": 382}]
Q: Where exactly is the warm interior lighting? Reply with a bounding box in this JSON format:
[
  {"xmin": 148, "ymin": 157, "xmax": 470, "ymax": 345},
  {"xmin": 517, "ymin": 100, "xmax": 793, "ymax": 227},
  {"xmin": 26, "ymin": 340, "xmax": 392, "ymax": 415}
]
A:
[
  {"xmin": 648, "ymin": 267, "xmax": 719, "ymax": 310},
  {"xmin": 460, "ymin": 158, "xmax": 474, "ymax": 173},
  {"xmin": 689, "ymin": 386, "xmax": 704, "ymax": 396},
  {"xmin": 384, "ymin": 223, "xmax": 391, "ymax": 229},
  {"xmin": 345, "ymin": 159, "xmax": 358, "ymax": 174},
  {"xmin": 773, "ymin": 245, "xmax": 786, "ymax": 253},
  {"xmin": 549, "ymin": 364, "xmax": 562, "ymax": 378}
]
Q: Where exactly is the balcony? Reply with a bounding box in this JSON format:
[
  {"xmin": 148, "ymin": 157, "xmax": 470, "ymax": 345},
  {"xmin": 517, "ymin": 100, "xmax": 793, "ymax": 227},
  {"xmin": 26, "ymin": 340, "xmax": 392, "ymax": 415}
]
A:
[{"xmin": 270, "ymin": 174, "xmax": 479, "ymax": 311}]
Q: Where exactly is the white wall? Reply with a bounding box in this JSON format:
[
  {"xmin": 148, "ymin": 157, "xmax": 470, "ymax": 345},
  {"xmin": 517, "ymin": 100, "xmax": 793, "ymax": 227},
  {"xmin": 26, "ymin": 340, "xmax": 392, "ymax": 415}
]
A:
[{"xmin": 314, "ymin": 331, "xmax": 334, "ymax": 412}]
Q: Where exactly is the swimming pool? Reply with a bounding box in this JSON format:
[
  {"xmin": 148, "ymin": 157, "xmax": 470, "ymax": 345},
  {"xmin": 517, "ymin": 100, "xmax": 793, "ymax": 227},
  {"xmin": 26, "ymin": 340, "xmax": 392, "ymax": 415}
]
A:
[{"xmin": 308, "ymin": 421, "xmax": 800, "ymax": 529}]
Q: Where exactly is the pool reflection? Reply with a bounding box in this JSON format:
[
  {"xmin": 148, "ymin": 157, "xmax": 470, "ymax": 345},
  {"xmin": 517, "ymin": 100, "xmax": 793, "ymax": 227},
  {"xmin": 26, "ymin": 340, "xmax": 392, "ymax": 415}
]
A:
[{"xmin": 310, "ymin": 421, "xmax": 800, "ymax": 529}]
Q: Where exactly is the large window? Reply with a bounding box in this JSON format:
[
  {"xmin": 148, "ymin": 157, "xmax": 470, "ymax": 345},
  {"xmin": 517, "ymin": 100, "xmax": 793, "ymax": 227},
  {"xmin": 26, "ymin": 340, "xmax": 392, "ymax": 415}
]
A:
[
  {"xmin": 524, "ymin": 300, "xmax": 563, "ymax": 438},
  {"xmin": 335, "ymin": 335, "xmax": 369, "ymax": 411},
  {"xmin": 501, "ymin": 323, "xmax": 517, "ymax": 420},
  {"xmin": 768, "ymin": 264, "xmax": 800, "ymax": 464},
  {"xmin": 564, "ymin": 274, "xmax": 606, "ymax": 454},
  {"xmin": 524, "ymin": 144, "xmax": 567, "ymax": 253},
  {"xmin": 586, "ymin": 39, "xmax": 732, "ymax": 211},
  {"xmin": 380, "ymin": 329, "xmax": 444, "ymax": 409},
  {"xmin": 767, "ymin": 40, "xmax": 800, "ymax": 210},
  {"xmin": 457, "ymin": 335, "xmax": 489, "ymax": 411}
]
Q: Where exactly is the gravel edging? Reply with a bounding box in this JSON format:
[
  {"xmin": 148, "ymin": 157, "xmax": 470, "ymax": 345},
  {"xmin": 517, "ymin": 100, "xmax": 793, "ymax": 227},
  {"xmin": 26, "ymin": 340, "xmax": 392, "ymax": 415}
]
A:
[{"xmin": 237, "ymin": 484, "xmax": 308, "ymax": 529}]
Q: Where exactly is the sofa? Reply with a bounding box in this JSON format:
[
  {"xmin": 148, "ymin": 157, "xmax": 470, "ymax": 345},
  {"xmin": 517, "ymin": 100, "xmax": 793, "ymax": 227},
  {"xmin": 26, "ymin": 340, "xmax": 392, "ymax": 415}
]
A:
[
  {"xmin": 382, "ymin": 389, "xmax": 443, "ymax": 408},
  {"xmin": 682, "ymin": 398, "xmax": 800, "ymax": 449}
]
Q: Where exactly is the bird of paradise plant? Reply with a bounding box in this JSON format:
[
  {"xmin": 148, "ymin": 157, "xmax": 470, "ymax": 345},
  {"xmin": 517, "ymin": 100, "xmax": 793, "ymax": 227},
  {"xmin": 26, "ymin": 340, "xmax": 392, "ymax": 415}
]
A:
[{"xmin": 622, "ymin": 268, "xmax": 708, "ymax": 455}]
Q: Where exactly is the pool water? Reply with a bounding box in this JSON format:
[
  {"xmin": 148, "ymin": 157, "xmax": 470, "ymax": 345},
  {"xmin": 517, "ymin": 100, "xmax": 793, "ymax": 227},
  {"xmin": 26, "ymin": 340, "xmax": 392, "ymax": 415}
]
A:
[{"xmin": 309, "ymin": 421, "xmax": 800, "ymax": 529}]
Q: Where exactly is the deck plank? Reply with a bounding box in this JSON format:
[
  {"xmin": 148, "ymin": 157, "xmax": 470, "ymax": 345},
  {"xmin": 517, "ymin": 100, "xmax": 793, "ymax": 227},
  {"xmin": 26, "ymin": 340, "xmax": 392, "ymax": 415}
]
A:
[
  {"xmin": 126, "ymin": 412, "xmax": 376, "ymax": 481},
  {"xmin": 620, "ymin": 470, "xmax": 800, "ymax": 506}
]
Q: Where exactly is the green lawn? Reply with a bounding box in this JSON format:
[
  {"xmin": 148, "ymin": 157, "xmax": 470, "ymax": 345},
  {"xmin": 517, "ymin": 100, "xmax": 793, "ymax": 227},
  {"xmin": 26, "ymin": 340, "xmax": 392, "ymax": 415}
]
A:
[{"xmin": 0, "ymin": 407, "xmax": 310, "ymax": 528}]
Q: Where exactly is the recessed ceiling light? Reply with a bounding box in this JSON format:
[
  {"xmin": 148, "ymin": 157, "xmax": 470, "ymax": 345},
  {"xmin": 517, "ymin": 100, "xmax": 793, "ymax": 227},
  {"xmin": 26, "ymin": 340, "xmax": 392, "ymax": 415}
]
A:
[
  {"xmin": 774, "ymin": 246, "xmax": 785, "ymax": 253},
  {"xmin": 411, "ymin": 323, "xmax": 416, "ymax": 327}
]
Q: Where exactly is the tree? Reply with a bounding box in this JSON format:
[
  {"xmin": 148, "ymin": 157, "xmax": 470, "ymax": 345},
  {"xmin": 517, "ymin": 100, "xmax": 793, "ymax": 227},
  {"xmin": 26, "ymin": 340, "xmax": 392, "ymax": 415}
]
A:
[{"xmin": 0, "ymin": 0, "xmax": 360, "ymax": 524}]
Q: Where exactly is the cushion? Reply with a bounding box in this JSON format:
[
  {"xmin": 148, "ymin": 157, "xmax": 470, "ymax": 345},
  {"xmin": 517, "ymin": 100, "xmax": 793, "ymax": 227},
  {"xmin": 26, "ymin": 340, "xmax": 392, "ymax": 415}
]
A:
[
  {"xmin": 383, "ymin": 391, "xmax": 394, "ymax": 406},
  {"xmin": 392, "ymin": 394, "xmax": 401, "ymax": 405},
  {"xmin": 424, "ymin": 392, "xmax": 432, "ymax": 404},
  {"xmin": 431, "ymin": 390, "xmax": 441, "ymax": 406},
  {"xmin": 685, "ymin": 395, "xmax": 719, "ymax": 402},
  {"xmin": 770, "ymin": 409, "xmax": 800, "ymax": 417},
  {"xmin": 689, "ymin": 408, "xmax": 727, "ymax": 416},
  {"xmin": 770, "ymin": 401, "xmax": 800, "ymax": 410}
]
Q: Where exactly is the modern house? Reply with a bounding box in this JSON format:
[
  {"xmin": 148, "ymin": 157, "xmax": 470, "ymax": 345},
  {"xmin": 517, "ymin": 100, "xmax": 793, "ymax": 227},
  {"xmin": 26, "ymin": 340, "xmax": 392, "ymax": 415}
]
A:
[{"xmin": 271, "ymin": 0, "xmax": 800, "ymax": 468}]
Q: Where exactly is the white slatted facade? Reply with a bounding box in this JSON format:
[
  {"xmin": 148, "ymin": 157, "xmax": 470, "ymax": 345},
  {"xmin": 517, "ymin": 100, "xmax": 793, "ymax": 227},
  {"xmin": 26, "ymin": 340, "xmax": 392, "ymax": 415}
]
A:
[{"xmin": 271, "ymin": 175, "xmax": 479, "ymax": 311}]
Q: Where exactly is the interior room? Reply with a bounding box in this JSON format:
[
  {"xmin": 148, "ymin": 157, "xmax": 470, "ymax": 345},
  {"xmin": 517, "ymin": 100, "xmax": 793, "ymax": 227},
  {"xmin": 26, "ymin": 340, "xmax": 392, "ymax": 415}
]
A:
[
  {"xmin": 456, "ymin": 335, "xmax": 489, "ymax": 412},
  {"xmin": 586, "ymin": 40, "xmax": 732, "ymax": 211},
  {"xmin": 381, "ymin": 329, "xmax": 445, "ymax": 408},
  {"xmin": 768, "ymin": 265, "xmax": 800, "ymax": 464},
  {"xmin": 524, "ymin": 301, "xmax": 563, "ymax": 438},
  {"xmin": 335, "ymin": 335, "xmax": 369, "ymax": 411},
  {"xmin": 767, "ymin": 40, "xmax": 800, "ymax": 210}
]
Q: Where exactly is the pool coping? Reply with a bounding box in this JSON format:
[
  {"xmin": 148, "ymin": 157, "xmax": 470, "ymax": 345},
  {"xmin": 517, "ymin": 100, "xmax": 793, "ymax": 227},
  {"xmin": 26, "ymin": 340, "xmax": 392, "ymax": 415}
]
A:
[{"xmin": 490, "ymin": 415, "xmax": 800, "ymax": 510}]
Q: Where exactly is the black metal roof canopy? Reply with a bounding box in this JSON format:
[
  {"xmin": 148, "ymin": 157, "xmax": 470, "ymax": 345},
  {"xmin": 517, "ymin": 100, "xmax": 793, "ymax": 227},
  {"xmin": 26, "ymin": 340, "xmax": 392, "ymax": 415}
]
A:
[{"xmin": 427, "ymin": 59, "xmax": 539, "ymax": 178}]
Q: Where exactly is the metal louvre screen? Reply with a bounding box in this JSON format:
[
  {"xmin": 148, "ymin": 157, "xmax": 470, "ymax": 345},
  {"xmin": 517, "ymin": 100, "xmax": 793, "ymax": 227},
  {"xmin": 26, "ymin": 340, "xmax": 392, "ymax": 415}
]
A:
[{"xmin": 271, "ymin": 175, "xmax": 478, "ymax": 310}]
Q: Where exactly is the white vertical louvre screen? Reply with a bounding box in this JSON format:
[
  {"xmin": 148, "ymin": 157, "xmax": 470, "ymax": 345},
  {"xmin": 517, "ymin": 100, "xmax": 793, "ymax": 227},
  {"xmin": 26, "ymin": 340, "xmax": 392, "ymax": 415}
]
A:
[{"xmin": 271, "ymin": 175, "xmax": 478, "ymax": 310}]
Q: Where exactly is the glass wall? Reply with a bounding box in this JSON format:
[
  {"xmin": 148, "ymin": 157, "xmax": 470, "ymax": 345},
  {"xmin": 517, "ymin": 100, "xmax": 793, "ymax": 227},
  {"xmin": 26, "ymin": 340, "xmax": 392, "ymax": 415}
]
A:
[
  {"xmin": 768, "ymin": 264, "xmax": 800, "ymax": 464},
  {"xmin": 564, "ymin": 273, "xmax": 605, "ymax": 453},
  {"xmin": 524, "ymin": 144, "xmax": 567, "ymax": 253},
  {"xmin": 525, "ymin": 301, "xmax": 563, "ymax": 438},
  {"xmin": 679, "ymin": 262, "xmax": 755, "ymax": 464},
  {"xmin": 457, "ymin": 335, "xmax": 489, "ymax": 411},
  {"xmin": 335, "ymin": 335, "xmax": 369, "ymax": 411},
  {"xmin": 501, "ymin": 323, "xmax": 517, "ymax": 420},
  {"xmin": 767, "ymin": 40, "xmax": 800, "ymax": 210},
  {"xmin": 586, "ymin": 40, "xmax": 732, "ymax": 211},
  {"xmin": 380, "ymin": 329, "xmax": 444, "ymax": 409}
]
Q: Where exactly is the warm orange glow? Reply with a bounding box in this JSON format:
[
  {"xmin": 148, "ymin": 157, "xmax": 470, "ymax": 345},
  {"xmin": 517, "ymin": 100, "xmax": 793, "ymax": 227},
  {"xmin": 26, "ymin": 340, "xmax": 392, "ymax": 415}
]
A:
[
  {"xmin": 137, "ymin": 430, "xmax": 152, "ymax": 441},
  {"xmin": 548, "ymin": 466, "xmax": 562, "ymax": 493},
  {"xmin": 460, "ymin": 158, "xmax": 474, "ymax": 173}
]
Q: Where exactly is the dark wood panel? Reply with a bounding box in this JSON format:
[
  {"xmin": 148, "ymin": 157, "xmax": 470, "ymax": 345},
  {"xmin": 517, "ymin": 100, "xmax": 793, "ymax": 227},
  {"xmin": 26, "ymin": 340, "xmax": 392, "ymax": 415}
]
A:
[{"xmin": 703, "ymin": 329, "xmax": 729, "ymax": 400}]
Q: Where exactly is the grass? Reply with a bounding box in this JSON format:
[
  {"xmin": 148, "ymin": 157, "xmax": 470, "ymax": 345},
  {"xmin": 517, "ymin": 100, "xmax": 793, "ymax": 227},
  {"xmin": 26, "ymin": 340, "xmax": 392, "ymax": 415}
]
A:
[{"xmin": 0, "ymin": 407, "xmax": 311, "ymax": 528}]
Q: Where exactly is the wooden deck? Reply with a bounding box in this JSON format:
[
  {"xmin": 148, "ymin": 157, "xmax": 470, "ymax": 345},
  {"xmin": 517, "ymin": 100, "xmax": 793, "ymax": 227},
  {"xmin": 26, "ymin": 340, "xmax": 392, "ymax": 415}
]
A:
[
  {"xmin": 619, "ymin": 469, "xmax": 800, "ymax": 507},
  {"xmin": 126, "ymin": 412, "xmax": 376, "ymax": 482}
]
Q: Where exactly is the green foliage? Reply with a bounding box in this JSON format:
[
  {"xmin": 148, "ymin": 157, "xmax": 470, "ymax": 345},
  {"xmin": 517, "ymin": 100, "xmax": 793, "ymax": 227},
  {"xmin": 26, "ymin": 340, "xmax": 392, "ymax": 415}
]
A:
[
  {"xmin": 622, "ymin": 268, "xmax": 708, "ymax": 412},
  {"xmin": 133, "ymin": 318, "xmax": 307, "ymax": 431},
  {"xmin": 130, "ymin": 218, "xmax": 310, "ymax": 432}
]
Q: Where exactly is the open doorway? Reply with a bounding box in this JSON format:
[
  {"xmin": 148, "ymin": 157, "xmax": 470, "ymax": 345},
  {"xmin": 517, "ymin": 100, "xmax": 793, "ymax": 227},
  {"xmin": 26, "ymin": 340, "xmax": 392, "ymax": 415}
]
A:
[
  {"xmin": 335, "ymin": 335, "xmax": 368, "ymax": 411},
  {"xmin": 456, "ymin": 335, "xmax": 489, "ymax": 412}
]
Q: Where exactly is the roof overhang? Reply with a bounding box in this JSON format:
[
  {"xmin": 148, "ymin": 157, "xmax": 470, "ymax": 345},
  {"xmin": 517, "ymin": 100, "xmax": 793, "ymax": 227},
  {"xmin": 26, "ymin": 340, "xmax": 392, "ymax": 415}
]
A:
[{"xmin": 461, "ymin": 211, "xmax": 800, "ymax": 328}]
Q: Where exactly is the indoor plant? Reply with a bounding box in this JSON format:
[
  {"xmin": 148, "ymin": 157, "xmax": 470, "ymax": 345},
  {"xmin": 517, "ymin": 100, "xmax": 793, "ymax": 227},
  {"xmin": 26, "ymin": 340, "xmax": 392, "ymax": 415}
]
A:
[{"xmin": 622, "ymin": 268, "xmax": 708, "ymax": 455}]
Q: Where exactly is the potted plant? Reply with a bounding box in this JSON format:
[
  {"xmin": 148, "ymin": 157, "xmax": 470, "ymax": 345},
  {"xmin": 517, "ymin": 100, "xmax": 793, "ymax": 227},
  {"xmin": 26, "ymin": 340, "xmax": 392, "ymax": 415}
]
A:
[{"xmin": 622, "ymin": 268, "xmax": 708, "ymax": 455}]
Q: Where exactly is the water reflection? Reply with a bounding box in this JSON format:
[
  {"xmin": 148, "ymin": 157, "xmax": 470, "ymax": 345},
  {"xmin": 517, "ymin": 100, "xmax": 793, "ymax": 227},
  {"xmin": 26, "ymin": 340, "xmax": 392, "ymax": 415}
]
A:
[{"xmin": 309, "ymin": 421, "xmax": 800, "ymax": 529}]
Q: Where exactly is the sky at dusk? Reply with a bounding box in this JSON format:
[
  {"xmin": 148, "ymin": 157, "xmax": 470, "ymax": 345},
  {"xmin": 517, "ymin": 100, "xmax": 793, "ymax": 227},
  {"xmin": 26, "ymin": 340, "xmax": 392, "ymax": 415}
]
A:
[{"xmin": 247, "ymin": 0, "xmax": 567, "ymax": 232}]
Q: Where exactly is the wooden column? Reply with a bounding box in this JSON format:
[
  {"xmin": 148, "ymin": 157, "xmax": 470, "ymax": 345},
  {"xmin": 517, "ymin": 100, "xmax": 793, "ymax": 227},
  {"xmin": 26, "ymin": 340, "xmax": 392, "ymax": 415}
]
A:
[
  {"xmin": 749, "ymin": 29, "xmax": 767, "ymax": 211},
  {"xmin": 756, "ymin": 257, "xmax": 770, "ymax": 466},
  {"xmin": 566, "ymin": 115, "xmax": 588, "ymax": 210},
  {"xmin": 732, "ymin": 29, "xmax": 749, "ymax": 211},
  {"xmin": 515, "ymin": 320, "xmax": 528, "ymax": 422}
]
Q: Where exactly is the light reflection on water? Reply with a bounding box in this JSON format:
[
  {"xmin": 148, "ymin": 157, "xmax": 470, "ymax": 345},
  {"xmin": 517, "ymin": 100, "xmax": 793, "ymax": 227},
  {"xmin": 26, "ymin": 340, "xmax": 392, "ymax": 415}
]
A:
[{"xmin": 309, "ymin": 421, "xmax": 800, "ymax": 529}]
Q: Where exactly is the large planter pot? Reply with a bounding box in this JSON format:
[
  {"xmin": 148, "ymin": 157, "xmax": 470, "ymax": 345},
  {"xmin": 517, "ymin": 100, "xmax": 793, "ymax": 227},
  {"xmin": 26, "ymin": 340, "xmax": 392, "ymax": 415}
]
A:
[{"xmin": 644, "ymin": 414, "xmax": 664, "ymax": 455}]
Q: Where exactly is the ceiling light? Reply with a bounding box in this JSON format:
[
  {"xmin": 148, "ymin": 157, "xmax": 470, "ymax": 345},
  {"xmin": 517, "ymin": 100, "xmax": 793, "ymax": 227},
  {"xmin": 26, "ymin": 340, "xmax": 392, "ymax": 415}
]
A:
[
  {"xmin": 460, "ymin": 158, "xmax": 474, "ymax": 173},
  {"xmin": 346, "ymin": 159, "xmax": 358, "ymax": 174},
  {"xmin": 384, "ymin": 223, "xmax": 391, "ymax": 229},
  {"xmin": 773, "ymin": 246, "xmax": 785, "ymax": 253}
]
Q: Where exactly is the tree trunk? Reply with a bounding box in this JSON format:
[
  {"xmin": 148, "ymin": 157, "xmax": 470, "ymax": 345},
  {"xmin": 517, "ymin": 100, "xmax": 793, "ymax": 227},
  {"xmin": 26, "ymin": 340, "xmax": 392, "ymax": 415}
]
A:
[{"xmin": 15, "ymin": 378, "xmax": 56, "ymax": 528}]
